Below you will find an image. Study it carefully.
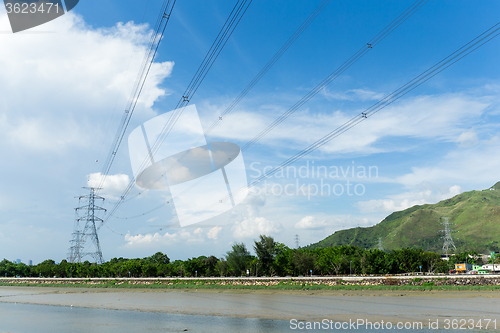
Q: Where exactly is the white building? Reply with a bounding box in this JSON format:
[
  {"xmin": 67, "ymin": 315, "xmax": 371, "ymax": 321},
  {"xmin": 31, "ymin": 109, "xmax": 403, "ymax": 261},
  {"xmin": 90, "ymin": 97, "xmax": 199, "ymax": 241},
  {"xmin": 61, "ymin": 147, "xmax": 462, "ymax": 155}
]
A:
[{"xmin": 481, "ymin": 264, "xmax": 500, "ymax": 272}]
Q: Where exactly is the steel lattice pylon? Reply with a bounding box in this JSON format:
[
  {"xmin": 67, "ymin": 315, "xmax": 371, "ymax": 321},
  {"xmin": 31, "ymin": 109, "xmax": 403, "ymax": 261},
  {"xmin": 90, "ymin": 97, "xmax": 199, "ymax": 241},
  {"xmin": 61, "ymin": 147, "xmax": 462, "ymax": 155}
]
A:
[
  {"xmin": 439, "ymin": 217, "xmax": 456, "ymax": 255},
  {"xmin": 377, "ymin": 237, "xmax": 384, "ymax": 251},
  {"xmin": 68, "ymin": 187, "xmax": 106, "ymax": 264}
]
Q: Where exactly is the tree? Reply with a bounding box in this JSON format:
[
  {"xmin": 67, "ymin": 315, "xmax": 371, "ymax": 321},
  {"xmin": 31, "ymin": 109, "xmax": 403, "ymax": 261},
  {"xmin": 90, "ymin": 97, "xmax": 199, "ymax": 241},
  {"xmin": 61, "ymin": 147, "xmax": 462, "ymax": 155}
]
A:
[
  {"xmin": 141, "ymin": 261, "xmax": 157, "ymax": 277},
  {"xmin": 361, "ymin": 250, "xmax": 388, "ymax": 275},
  {"xmin": 273, "ymin": 247, "xmax": 294, "ymax": 276},
  {"xmin": 0, "ymin": 259, "xmax": 16, "ymax": 277},
  {"xmin": 203, "ymin": 256, "xmax": 219, "ymax": 277},
  {"xmin": 147, "ymin": 252, "xmax": 170, "ymax": 265},
  {"xmin": 254, "ymin": 235, "xmax": 277, "ymax": 276},
  {"xmin": 184, "ymin": 256, "xmax": 206, "ymax": 277},
  {"xmin": 122, "ymin": 259, "xmax": 142, "ymax": 277},
  {"xmin": 423, "ymin": 252, "xmax": 447, "ymax": 273},
  {"xmin": 389, "ymin": 248, "xmax": 424, "ymax": 273},
  {"xmin": 226, "ymin": 243, "xmax": 251, "ymax": 276},
  {"xmin": 316, "ymin": 247, "xmax": 347, "ymax": 275},
  {"xmin": 292, "ymin": 250, "xmax": 315, "ymax": 276},
  {"xmin": 35, "ymin": 259, "xmax": 56, "ymax": 277},
  {"xmin": 53, "ymin": 259, "xmax": 68, "ymax": 277},
  {"xmin": 216, "ymin": 258, "xmax": 229, "ymax": 276}
]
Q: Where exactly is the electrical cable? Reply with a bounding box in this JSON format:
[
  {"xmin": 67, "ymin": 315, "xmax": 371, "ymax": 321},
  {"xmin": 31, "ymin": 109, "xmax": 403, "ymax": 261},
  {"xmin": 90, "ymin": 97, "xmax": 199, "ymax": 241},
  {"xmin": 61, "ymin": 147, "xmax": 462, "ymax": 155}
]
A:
[
  {"xmin": 102, "ymin": 0, "xmax": 329, "ymax": 221},
  {"xmin": 95, "ymin": 0, "xmax": 177, "ymax": 193},
  {"xmin": 176, "ymin": 20, "xmax": 500, "ymax": 226},
  {"xmin": 99, "ymin": 0, "xmax": 253, "ymax": 225},
  {"xmin": 240, "ymin": 0, "xmax": 428, "ymax": 151}
]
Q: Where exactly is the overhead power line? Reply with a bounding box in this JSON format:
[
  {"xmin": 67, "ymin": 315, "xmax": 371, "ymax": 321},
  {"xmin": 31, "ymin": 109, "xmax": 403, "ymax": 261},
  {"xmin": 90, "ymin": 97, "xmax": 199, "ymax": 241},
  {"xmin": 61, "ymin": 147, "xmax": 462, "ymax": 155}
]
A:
[
  {"xmin": 100, "ymin": 0, "xmax": 253, "ymax": 225},
  {"xmin": 103, "ymin": 0, "xmax": 330, "ymax": 221},
  {"xmin": 96, "ymin": 0, "xmax": 177, "ymax": 192},
  {"xmin": 240, "ymin": 0, "xmax": 428, "ymax": 151},
  {"xmin": 178, "ymin": 20, "xmax": 500, "ymax": 226},
  {"xmin": 101, "ymin": 0, "xmax": 427, "ymax": 225},
  {"xmin": 106, "ymin": 0, "xmax": 427, "ymax": 223},
  {"xmin": 145, "ymin": 0, "xmax": 253, "ymax": 167},
  {"xmin": 203, "ymin": 0, "xmax": 332, "ymax": 138}
]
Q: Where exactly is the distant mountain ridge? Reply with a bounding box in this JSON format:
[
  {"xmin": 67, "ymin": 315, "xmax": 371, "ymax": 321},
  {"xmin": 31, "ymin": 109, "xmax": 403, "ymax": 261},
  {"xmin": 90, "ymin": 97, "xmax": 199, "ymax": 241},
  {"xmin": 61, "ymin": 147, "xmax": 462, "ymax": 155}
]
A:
[{"xmin": 307, "ymin": 182, "xmax": 500, "ymax": 253}]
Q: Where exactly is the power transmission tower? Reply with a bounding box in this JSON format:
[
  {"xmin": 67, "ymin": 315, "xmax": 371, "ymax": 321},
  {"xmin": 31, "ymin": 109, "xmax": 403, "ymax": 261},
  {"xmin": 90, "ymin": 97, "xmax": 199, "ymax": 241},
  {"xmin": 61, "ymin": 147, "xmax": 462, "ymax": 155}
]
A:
[
  {"xmin": 68, "ymin": 229, "xmax": 83, "ymax": 264},
  {"xmin": 295, "ymin": 234, "xmax": 300, "ymax": 249},
  {"xmin": 377, "ymin": 237, "xmax": 384, "ymax": 251},
  {"xmin": 68, "ymin": 187, "xmax": 106, "ymax": 264},
  {"xmin": 438, "ymin": 217, "xmax": 456, "ymax": 256}
]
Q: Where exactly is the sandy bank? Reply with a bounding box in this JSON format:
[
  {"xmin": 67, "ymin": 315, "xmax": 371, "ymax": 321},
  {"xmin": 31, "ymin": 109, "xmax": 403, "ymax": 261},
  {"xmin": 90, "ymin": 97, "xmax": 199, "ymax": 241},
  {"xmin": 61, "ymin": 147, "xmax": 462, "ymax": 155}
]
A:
[{"xmin": 1, "ymin": 286, "xmax": 499, "ymax": 323}]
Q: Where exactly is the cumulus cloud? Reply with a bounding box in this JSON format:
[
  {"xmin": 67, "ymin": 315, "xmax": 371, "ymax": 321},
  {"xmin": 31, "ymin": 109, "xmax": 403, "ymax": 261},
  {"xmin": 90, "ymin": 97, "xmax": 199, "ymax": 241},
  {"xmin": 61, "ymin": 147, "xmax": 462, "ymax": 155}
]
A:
[
  {"xmin": 232, "ymin": 206, "xmax": 282, "ymax": 239},
  {"xmin": 87, "ymin": 172, "xmax": 130, "ymax": 196},
  {"xmin": 207, "ymin": 226, "xmax": 222, "ymax": 239},
  {"xmin": 0, "ymin": 12, "xmax": 174, "ymax": 153},
  {"xmin": 356, "ymin": 185, "xmax": 462, "ymax": 213},
  {"xmin": 124, "ymin": 229, "xmax": 203, "ymax": 247},
  {"xmin": 124, "ymin": 232, "xmax": 178, "ymax": 246},
  {"xmin": 294, "ymin": 216, "xmax": 328, "ymax": 229}
]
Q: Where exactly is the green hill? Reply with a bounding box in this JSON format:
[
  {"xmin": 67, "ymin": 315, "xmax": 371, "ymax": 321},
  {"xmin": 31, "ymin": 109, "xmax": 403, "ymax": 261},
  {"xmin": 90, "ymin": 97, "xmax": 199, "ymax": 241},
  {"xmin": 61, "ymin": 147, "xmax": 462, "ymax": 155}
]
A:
[{"xmin": 308, "ymin": 182, "xmax": 500, "ymax": 254}]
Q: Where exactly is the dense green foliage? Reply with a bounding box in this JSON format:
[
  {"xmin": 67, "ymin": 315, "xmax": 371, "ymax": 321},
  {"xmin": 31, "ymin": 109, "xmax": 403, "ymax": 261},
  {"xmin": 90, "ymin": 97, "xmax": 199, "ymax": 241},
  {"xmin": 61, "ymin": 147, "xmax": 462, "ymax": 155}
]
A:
[
  {"xmin": 2, "ymin": 237, "xmax": 473, "ymax": 278},
  {"xmin": 308, "ymin": 182, "xmax": 500, "ymax": 253}
]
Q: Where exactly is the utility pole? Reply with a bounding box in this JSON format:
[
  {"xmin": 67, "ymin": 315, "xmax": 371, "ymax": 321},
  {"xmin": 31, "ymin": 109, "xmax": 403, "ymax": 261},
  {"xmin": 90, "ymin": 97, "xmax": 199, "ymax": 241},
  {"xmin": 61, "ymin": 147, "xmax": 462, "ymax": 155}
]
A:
[
  {"xmin": 68, "ymin": 187, "xmax": 106, "ymax": 264},
  {"xmin": 438, "ymin": 217, "xmax": 456, "ymax": 257}
]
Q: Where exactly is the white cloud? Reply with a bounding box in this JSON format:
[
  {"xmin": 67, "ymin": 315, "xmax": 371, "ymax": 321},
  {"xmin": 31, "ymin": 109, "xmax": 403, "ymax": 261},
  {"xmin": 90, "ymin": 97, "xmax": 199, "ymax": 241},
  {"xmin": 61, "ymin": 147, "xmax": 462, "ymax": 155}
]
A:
[
  {"xmin": 294, "ymin": 216, "xmax": 328, "ymax": 229},
  {"xmin": 242, "ymin": 187, "xmax": 266, "ymax": 207},
  {"xmin": 124, "ymin": 232, "xmax": 178, "ymax": 246},
  {"xmin": 87, "ymin": 172, "xmax": 130, "ymax": 196},
  {"xmin": 232, "ymin": 206, "xmax": 282, "ymax": 239},
  {"xmin": 124, "ymin": 229, "xmax": 204, "ymax": 247},
  {"xmin": 456, "ymin": 130, "xmax": 479, "ymax": 147},
  {"xmin": 396, "ymin": 137, "xmax": 500, "ymax": 188},
  {"xmin": 321, "ymin": 88, "xmax": 385, "ymax": 101},
  {"xmin": 5, "ymin": 117, "xmax": 87, "ymax": 152},
  {"xmin": 207, "ymin": 226, "xmax": 222, "ymax": 239},
  {"xmin": 357, "ymin": 185, "xmax": 462, "ymax": 213},
  {"xmin": 0, "ymin": 12, "xmax": 174, "ymax": 153},
  {"xmin": 206, "ymin": 93, "xmax": 489, "ymax": 156}
]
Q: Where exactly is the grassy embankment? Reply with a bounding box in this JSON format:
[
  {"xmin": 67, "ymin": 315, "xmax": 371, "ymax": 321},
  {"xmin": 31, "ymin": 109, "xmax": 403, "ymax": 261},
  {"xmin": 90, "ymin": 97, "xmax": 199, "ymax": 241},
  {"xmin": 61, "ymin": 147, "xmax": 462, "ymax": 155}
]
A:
[{"xmin": 1, "ymin": 279, "xmax": 500, "ymax": 291}]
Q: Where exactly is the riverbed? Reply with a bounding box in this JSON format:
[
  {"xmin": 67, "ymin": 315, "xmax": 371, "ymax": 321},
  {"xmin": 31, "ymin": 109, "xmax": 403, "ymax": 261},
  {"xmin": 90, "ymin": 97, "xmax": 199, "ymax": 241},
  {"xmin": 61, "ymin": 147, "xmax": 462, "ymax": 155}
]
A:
[{"xmin": 1, "ymin": 287, "xmax": 499, "ymax": 332}]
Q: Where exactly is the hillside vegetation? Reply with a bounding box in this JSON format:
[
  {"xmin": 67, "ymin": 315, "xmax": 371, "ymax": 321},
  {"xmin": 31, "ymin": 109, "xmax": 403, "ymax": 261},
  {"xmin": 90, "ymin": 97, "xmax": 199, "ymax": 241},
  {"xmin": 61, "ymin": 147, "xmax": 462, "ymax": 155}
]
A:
[{"xmin": 308, "ymin": 182, "xmax": 500, "ymax": 253}]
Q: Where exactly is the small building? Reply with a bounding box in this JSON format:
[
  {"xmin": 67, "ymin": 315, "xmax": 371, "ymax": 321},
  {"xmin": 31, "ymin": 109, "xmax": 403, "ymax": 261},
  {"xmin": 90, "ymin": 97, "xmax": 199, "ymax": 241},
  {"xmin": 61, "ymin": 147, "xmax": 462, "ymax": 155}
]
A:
[
  {"xmin": 455, "ymin": 263, "xmax": 472, "ymax": 273},
  {"xmin": 481, "ymin": 264, "xmax": 500, "ymax": 272}
]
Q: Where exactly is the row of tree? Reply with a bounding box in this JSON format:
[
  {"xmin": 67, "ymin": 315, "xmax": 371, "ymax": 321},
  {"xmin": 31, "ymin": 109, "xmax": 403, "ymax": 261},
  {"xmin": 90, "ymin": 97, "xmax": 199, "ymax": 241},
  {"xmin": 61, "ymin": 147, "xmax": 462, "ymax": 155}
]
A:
[{"xmin": 0, "ymin": 235, "xmax": 487, "ymax": 278}]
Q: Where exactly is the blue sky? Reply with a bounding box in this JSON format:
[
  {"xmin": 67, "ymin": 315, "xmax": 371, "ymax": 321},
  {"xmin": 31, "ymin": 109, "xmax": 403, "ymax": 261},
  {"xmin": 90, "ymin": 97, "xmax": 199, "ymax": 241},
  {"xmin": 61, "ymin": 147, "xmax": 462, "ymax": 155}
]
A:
[{"xmin": 1, "ymin": 0, "xmax": 500, "ymax": 263}]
